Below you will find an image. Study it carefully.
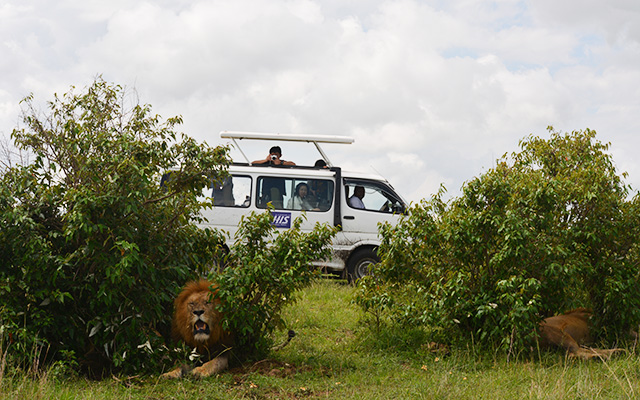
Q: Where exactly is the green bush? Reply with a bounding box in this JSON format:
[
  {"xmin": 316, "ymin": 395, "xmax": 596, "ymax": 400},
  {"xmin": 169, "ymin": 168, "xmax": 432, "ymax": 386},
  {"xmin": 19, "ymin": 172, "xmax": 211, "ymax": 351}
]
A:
[
  {"xmin": 213, "ymin": 209, "xmax": 337, "ymax": 359},
  {"xmin": 356, "ymin": 128, "xmax": 640, "ymax": 353},
  {"xmin": 0, "ymin": 78, "xmax": 230, "ymax": 376}
]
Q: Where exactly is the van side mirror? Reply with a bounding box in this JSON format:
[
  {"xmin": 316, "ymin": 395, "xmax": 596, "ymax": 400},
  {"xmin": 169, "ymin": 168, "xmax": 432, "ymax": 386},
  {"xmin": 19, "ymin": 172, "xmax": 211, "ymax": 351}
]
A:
[{"xmin": 392, "ymin": 203, "xmax": 405, "ymax": 214}]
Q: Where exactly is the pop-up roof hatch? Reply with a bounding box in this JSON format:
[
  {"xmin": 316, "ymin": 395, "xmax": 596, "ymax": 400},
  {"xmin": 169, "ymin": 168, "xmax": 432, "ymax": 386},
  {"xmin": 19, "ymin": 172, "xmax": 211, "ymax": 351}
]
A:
[{"xmin": 220, "ymin": 131, "xmax": 354, "ymax": 167}]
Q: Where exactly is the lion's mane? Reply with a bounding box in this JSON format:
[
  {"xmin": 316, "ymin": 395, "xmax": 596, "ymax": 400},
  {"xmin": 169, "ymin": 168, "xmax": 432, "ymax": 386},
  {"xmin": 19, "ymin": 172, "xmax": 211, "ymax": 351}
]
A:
[{"xmin": 171, "ymin": 280, "xmax": 233, "ymax": 356}]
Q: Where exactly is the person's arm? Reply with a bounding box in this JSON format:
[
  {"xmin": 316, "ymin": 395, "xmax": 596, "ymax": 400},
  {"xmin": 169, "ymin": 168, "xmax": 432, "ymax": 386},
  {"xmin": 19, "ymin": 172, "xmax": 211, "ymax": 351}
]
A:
[
  {"xmin": 251, "ymin": 155, "xmax": 296, "ymax": 166},
  {"xmin": 251, "ymin": 154, "xmax": 272, "ymax": 165}
]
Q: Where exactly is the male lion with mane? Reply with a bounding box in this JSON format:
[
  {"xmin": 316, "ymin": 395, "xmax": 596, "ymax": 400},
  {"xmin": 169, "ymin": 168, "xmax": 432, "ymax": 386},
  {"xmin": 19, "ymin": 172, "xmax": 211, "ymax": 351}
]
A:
[
  {"xmin": 539, "ymin": 308, "xmax": 625, "ymax": 360},
  {"xmin": 162, "ymin": 280, "xmax": 234, "ymax": 379}
]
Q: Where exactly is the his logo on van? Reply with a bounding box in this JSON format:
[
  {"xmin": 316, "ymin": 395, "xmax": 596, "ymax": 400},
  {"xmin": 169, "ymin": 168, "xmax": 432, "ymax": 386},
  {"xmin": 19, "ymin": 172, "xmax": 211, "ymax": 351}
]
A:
[{"xmin": 271, "ymin": 211, "xmax": 291, "ymax": 228}]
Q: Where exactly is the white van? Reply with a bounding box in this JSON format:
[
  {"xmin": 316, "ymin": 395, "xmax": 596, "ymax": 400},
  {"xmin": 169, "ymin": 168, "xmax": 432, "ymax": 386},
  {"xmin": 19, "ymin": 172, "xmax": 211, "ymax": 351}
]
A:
[{"xmin": 199, "ymin": 131, "xmax": 407, "ymax": 281}]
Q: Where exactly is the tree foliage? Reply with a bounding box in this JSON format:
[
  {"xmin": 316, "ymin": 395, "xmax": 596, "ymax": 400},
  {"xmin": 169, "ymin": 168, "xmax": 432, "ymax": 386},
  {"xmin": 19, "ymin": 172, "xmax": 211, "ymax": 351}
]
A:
[
  {"xmin": 0, "ymin": 78, "xmax": 230, "ymax": 375},
  {"xmin": 356, "ymin": 128, "xmax": 640, "ymax": 353}
]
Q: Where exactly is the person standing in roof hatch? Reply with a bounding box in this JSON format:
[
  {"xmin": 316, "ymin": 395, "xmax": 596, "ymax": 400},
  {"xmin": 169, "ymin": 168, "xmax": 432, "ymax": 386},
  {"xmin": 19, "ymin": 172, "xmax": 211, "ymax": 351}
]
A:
[{"xmin": 252, "ymin": 146, "xmax": 296, "ymax": 166}]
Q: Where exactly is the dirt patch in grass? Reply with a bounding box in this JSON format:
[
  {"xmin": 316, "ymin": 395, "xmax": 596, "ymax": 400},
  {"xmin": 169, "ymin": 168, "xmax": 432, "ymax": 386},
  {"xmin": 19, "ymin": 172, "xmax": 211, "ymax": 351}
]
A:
[
  {"xmin": 231, "ymin": 359, "xmax": 299, "ymax": 378},
  {"xmin": 230, "ymin": 358, "xmax": 331, "ymax": 379}
]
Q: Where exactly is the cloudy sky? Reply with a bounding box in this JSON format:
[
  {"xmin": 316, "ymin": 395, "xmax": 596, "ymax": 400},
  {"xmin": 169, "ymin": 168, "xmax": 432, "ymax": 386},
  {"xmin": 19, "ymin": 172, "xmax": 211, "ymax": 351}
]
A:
[{"xmin": 2, "ymin": 0, "xmax": 640, "ymax": 203}]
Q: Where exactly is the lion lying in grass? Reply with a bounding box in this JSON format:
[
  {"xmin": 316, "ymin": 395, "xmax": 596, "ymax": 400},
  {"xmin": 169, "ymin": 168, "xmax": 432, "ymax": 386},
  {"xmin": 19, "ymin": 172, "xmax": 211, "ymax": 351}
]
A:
[
  {"xmin": 539, "ymin": 308, "xmax": 624, "ymax": 360},
  {"xmin": 162, "ymin": 280, "xmax": 234, "ymax": 379}
]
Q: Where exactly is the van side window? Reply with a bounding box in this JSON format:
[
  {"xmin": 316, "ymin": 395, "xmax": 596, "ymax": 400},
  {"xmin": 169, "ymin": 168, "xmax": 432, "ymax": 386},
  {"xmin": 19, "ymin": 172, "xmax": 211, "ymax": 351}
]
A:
[
  {"xmin": 345, "ymin": 181, "xmax": 405, "ymax": 214},
  {"xmin": 257, "ymin": 177, "xmax": 287, "ymax": 209},
  {"xmin": 307, "ymin": 179, "xmax": 334, "ymax": 212},
  {"xmin": 257, "ymin": 177, "xmax": 334, "ymax": 212},
  {"xmin": 209, "ymin": 175, "xmax": 252, "ymax": 207}
]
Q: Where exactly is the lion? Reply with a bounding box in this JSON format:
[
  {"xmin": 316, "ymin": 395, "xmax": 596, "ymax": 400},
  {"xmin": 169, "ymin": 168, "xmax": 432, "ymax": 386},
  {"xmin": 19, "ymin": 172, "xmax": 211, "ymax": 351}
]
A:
[
  {"xmin": 539, "ymin": 308, "xmax": 624, "ymax": 360},
  {"xmin": 161, "ymin": 280, "xmax": 234, "ymax": 379}
]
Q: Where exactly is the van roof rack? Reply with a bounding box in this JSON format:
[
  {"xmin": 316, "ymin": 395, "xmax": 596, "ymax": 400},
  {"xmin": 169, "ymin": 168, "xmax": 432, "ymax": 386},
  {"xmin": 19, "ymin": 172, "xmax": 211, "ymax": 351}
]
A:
[{"xmin": 220, "ymin": 131, "xmax": 354, "ymax": 167}]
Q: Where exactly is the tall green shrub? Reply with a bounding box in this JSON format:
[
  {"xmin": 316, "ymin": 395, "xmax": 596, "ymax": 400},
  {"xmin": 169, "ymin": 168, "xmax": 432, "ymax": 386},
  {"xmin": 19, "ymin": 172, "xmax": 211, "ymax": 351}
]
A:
[
  {"xmin": 213, "ymin": 209, "xmax": 337, "ymax": 359},
  {"xmin": 0, "ymin": 78, "xmax": 230, "ymax": 375},
  {"xmin": 357, "ymin": 128, "xmax": 640, "ymax": 352}
]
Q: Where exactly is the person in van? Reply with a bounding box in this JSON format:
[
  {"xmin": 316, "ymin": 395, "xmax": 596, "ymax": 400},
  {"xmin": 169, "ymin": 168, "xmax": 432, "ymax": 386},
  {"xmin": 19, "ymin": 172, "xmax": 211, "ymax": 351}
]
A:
[
  {"xmin": 288, "ymin": 183, "xmax": 315, "ymax": 211},
  {"xmin": 252, "ymin": 146, "xmax": 296, "ymax": 166},
  {"xmin": 259, "ymin": 177, "xmax": 286, "ymax": 209},
  {"xmin": 308, "ymin": 179, "xmax": 331, "ymax": 211},
  {"xmin": 348, "ymin": 185, "xmax": 365, "ymax": 209},
  {"xmin": 252, "ymin": 146, "xmax": 293, "ymax": 208}
]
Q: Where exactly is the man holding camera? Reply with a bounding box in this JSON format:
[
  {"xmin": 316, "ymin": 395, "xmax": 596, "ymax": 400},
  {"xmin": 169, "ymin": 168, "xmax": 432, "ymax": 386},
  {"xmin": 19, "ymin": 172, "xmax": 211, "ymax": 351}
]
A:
[{"xmin": 252, "ymin": 146, "xmax": 296, "ymax": 166}]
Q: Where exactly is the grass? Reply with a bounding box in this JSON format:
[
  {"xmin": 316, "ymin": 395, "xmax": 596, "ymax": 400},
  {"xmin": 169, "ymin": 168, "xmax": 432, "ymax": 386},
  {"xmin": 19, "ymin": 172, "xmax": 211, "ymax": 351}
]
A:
[{"xmin": 2, "ymin": 279, "xmax": 640, "ymax": 399}]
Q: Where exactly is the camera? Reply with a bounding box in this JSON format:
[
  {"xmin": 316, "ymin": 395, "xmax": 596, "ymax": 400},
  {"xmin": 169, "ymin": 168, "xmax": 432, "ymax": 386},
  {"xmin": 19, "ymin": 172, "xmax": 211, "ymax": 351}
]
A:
[{"xmin": 270, "ymin": 154, "xmax": 278, "ymax": 160}]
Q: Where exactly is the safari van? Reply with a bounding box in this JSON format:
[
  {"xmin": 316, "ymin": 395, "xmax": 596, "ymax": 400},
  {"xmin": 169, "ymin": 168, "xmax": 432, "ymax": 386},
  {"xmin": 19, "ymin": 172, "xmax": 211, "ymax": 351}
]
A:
[{"xmin": 199, "ymin": 131, "xmax": 407, "ymax": 281}]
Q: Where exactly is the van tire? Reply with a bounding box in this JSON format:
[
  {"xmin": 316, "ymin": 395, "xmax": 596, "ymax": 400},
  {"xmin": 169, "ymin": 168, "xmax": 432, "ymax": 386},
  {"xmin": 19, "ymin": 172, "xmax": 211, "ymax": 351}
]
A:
[{"xmin": 346, "ymin": 248, "xmax": 380, "ymax": 283}]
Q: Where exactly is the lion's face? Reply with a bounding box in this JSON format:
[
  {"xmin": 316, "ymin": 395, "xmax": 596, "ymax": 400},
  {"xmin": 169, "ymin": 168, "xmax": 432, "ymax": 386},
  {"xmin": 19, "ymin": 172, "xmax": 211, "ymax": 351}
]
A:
[
  {"xmin": 171, "ymin": 280, "xmax": 232, "ymax": 352},
  {"xmin": 185, "ymin": 290, "xmax": 218, "ymax": 343}
]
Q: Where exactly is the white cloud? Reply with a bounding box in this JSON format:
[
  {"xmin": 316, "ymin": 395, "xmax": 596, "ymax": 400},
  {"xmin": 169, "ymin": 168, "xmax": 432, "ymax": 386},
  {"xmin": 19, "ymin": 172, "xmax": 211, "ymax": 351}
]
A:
[{"xmin": 2, "ymin": 0, "xmax": 640, "ymax": 202}]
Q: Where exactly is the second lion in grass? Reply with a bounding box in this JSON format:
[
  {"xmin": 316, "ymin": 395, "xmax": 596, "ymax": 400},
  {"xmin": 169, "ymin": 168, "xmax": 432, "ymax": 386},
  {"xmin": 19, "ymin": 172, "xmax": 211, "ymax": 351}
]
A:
[{"xmin": 539, "ymin": 308, "xmax": 625, "ymax": 360}]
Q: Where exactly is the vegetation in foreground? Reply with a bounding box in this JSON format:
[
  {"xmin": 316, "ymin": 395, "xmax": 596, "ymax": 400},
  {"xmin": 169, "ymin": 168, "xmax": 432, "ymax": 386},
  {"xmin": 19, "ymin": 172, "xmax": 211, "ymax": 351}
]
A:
[
  {"xmin": 357, "ymin": 128, "xmax": 640, "ymax": 354},
  {"xmin": 0, "ymin": 78, "xmax": 336, "ymax": 376},
  {"xmin": 0, "ymin": 78, "xmax": 232, "ymax": 375},
  {"xmin": 2, "ymin": 280, "xmax": 640, "ymax": 400}
]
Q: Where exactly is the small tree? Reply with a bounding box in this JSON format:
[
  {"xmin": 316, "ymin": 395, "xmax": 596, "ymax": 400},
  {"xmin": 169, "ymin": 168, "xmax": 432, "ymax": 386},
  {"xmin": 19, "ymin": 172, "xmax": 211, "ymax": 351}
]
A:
[
  {"xmin": 213, "ymin": 209, "xmax": 337, "ymax": 359},
  {"xmin": 0, "ymin": 78, "xmax": 230, "ymax": 375},
  {"xmin": 357, "ymin": 128, "xmax": 640, "ymax": 353}
]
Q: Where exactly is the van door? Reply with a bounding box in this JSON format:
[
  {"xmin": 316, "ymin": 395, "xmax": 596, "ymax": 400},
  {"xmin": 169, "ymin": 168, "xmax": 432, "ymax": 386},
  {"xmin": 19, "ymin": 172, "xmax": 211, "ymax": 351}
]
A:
[{"xmin": 339, "ymin": 178, "xmax": 406, "ymax": 240}]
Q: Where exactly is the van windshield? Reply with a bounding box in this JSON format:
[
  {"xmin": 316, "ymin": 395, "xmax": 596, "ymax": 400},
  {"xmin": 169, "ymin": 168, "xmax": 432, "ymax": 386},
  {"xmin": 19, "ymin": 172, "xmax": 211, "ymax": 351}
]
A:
[{"xmin": 257, "ymin": 177, "xmax": 334, "ymax": 212}]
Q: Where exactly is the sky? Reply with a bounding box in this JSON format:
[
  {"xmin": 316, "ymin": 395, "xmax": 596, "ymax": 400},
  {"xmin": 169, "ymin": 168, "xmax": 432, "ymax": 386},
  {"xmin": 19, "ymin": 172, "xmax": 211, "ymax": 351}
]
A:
[{"xmin": 2, "ymin": 0, "xmax": 640, "ymax": 204}]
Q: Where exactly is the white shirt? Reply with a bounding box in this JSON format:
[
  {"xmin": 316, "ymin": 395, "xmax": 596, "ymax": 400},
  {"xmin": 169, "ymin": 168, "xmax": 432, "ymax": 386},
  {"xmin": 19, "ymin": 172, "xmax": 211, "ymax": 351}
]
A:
[
  {"xmin": 348, "ymin": 195, "xmax": 365, "ymax": 209},
  {"xmin": 288, "ymin": 196, "xmax": 314, "ymax": 210}
]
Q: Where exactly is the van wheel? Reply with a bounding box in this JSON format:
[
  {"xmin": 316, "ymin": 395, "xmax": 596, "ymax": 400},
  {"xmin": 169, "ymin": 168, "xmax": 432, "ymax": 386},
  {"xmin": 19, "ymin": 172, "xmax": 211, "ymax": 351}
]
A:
[{"xmin": 346, "ymin": 248, "xmax": 380, "ymax": 283}]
